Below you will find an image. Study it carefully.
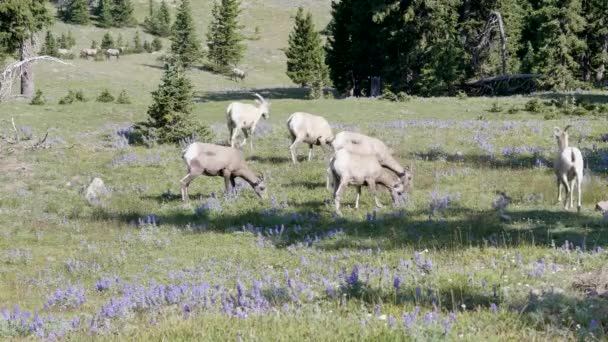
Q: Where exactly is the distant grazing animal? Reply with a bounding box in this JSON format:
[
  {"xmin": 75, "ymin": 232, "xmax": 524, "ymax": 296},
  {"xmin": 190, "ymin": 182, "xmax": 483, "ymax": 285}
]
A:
[
  {"xmin": 57, "ymin": 49, "xmax": 71, "ymax": 57},
  {"xmin": 180, "ymin": 142, "xmax": 267, "ymax": 202},
  {"xmin": 329, "ymin": 149, "xmax": 411, "ymax": 216},
  {"xmin": 286, "ymin": 112, "xmax": 334, "ymax": 164},
  {"xmin": 80, "ymin": 48, "xmax": 98, "ymax": 59},
  {"xmin": 105, "ymin": 48, "xmax": 120, "ymax": 60},
  {"xmin": 554, "ymin": 126, "xmax": 584, "ymax": 212},
  {"xmin": 331, "ymin": 131, "xmax": 412, "ymax": 187},
  {"xmin": 231, "ymin": 67, "xmax": 246, "ymax": 82},
  {"xmin": 226, "ymin": 93, "xmax": 271, "ymax": 150}
]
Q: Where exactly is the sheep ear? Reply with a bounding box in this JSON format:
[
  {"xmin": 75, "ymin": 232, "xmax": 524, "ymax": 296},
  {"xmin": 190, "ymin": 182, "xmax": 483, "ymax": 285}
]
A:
[
  {"xmin": 564, "ymin": 125, "xmax": 572, "ymax": 132},
  {"xmin": 254, "ymin": 99, "xmax": 262, "ymax": 106},
  {"xmin": 554, "ymin": 127, "xmax": 561, "ymax": 136}
]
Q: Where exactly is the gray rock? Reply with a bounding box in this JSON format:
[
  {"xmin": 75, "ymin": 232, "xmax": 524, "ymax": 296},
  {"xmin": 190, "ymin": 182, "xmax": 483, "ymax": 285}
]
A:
[
  {"xmin": 85, "ymin": 177, "xmax": 108, "ymax": 205},
  {"xmin": 595, "ymin": 201, "xmax": 608, "ymax": 213}
]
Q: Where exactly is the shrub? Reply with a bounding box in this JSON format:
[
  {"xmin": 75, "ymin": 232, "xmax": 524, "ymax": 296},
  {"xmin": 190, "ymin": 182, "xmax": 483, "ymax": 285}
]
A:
[
  {"xmin": 96, "ymin": 89, "xmax": 115, "ymax": 103},
  {"xmin": 456, "ymin": 90, "xmax": 468, "ymax": 100},
  {"xmin": 59, "ymin": 91, "xmax": 76, "ymax": 105},
  {"xmin": 525, "ymin": 98, "xmax": 544, "ymax": 113},
  {"xmin": 488, "ymin": 102, "xmax": 503, "ymax": 113},
  {"xmin": 507, "ymin": 106, "xmax": 520, "ymax": 114},
  {"xmin": 397, "ymin": 92, "xmax": 412, "ymax": 102},
  {"xmin": 116, "ymin": 90, "xmax": 131, "ymax": 104},
  {"xmin": 151, "ymin": 37, "xmax": 162, "ymax": 52},
  {"xmin": 379, "ymin": 89, "xmax": 398, "ymax": 102},
  {"xmin": 143, "ymin": 40, "xmax": 152, "ymax": 53},
  {"xmin": 30, "ymin": 90, "xmax": 46, "ymax": 105},
  {"xmin": 74, "ymin": 90, "xmax": 87, "ymax": 102}
]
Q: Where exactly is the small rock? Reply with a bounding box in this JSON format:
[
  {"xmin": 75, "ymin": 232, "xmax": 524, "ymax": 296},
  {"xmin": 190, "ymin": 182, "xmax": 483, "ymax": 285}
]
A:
[
  {"xmin": 595, "ymin": 201, "xmax": 608, "ymax": 212},
  {"xmin": 85, "ymin": 177, "xmax": 108, "ymax": 205}
]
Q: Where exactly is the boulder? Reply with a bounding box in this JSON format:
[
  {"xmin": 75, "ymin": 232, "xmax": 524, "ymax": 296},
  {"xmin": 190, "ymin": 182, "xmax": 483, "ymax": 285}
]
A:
[
  {"xmin": 595, "ymin": 201, "xmax": 608, "ymax": 213},
  {"xmin": 85, "ymin": 177, "xmax": 108, "ymax": 205}
]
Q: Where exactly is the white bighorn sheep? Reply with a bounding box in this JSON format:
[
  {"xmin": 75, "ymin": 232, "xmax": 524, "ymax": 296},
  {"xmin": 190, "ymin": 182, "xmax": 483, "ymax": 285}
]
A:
[
  {"xmin": 226, "ymin": 93, "xmax": 271, "ymax": 150},
  {"xmin": 286, "ymin": 112, "xmax": 334, "ymax": 164},
  {"xmin": 554, "ymin": 126, "xmax": 584, "ymax": 212},
  {"xmin": 105, "ymin": 48, "xmax": 120, "ymax": 60},
  {"xmin": 329, "ymin": 149, "xmax": 412, "ymax": 216},
  {"xmin": 231, "ymin": 67, "xmax": 246, "ymax": 82},
  {"xmin": 180, "ymin": 143, "xmax": 267, "ymax": 202},
  {"xmin": 331, "ymin": 131, "xmax": 412, "ymax": 186},
  {"xmin": 80, "ymin": 48, "xmax": 98, "ymax": 59},
  {"xmin": 57, "ymin": 48, "xmax": 71, "ymax": 57}
]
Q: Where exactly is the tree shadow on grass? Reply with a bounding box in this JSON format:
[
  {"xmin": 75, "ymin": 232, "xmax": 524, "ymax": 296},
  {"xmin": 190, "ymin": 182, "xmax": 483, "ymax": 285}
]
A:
[
  {"xmin": 247, "ymin": 155, "xmax": 291, "ymax": 164},
  {"xmin": 412, "ymin": 151, "xmax": 550, "ymax": 170},
  {"xmin": 536, "ymin": 93, "xmax": 608, "ymax": 104},
  {"xmin": 193, "ymin": 87, "xmax": 309, "ymax": 102}
]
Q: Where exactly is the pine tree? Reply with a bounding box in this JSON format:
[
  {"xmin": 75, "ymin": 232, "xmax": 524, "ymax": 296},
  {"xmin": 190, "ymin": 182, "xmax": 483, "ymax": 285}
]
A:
[
  {"xmin": 63, "ymin": 0, "xmax": 90, "ymax": 25},
  {"xmin": 58, "ymin": 33, "xmax": 68, "ymax": 49},
  {"xmin": 91, "ymin": 40, "xmax": 98, "ymax": 49},
  {"xmin": 41, "ymin": 31, "xmax": 58, "ymax": 57},
  {"xmin": 101, "ymin": 32, "xmax": 115, "ymax": 49},
  {"xmin": 171, "ymin": 0, "xmax": 202, "ymax": 66},
  {"xmin": 143, "ymin": 0, "xmax": 157, "ymax": 33},
  {"xmin": 116, "ymin": 33, "xmax": 124, "ymax": 48},
  {"xmin": 133, "ymin": 31, "xmax": 143, "ymax": 53},
  {"xmin": 66, "ymin": 30, "xmax": 76, "ymax": 48},
  {"xmin": 156, "ymin": 0, "xmax": 172, "ymax": 37},
  {"xmin": 97, "ymin": 0, "xmax": 113, "ymax": 28},
  {"xmin": 285, "ymin": 7, "xmax": 329, "ymax": 90},
  {"xmin": 582, "ymin": 0, "xmax": 608, "ymax": 84},
  {"xmin": 111, "ymin": 0, "xmax": 135, "ymax": 27},
  {"xmin": 140, "ymin": 62, "xmax": 212, "ymax": 143},
  {"xmin": 325, "ymin": 0, "xmax": 354, "ymax": 94},
  {"xmin": 143, "ymin": 40, "xmax": 152, "ymax": 53},
  {"xmin": 152, "ymin": 37, "xmax": 163, "ymax": 51},
  {"xmin": 206, "ymin": 0, "xmax": 245, "ymax": 69}
]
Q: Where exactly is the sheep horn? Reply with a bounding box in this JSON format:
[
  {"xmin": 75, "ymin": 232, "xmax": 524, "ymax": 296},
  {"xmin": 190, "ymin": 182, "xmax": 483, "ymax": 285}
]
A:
[
  {"xmin": 563, "ymin": 125, "xmax": 572, "ymax": 132},
  {"xmin": 253, "ymin": 93, "xmax": 265, "ymax": 103}
]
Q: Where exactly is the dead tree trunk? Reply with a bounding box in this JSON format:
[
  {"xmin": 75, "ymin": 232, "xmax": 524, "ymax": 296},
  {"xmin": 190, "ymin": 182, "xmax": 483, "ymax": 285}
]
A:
[
  {"xmin": 491, "ymin": 11, "xmax": 507, "ymax": 75},
  {"xmin": 20, "ymin": 38, "xmax": 35, "ymax": 98},
  {"xmin": 370, "ymin": 76, "xmax": 381, "ymax": 97}
]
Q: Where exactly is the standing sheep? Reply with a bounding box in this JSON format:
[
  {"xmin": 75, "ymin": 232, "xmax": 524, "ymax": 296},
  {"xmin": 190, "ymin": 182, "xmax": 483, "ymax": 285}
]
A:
[
  {"xmin": 180, "ymin": 143, "xmax": 267, "ymax": 202},
  {"xmin": 231, "ymin": 67, "xmax": 246, "ymax": 82},
  {"xmin": 331, "ymin": 131, "xmax": 411, "ymax": 186},
  {"xmin": 286, "ymin": 112, "xmax": 334, "ymax": 164},
  {"xmin": 329, "ymin": 149, "xmax": 412, "ymax": 216},
  {"xmin": 554, "ymin": 126, "xmax": 584, "ymax": 212},
  {"xmin": 226, "ymin": 93, "xmax": 271, "ymax": 150}
]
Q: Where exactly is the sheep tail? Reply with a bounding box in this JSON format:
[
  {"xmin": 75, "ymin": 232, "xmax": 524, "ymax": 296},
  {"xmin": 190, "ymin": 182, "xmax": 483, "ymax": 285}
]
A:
[{"xmin": 571, "ymin": 149, "xmax": 576, "ymax": 163}]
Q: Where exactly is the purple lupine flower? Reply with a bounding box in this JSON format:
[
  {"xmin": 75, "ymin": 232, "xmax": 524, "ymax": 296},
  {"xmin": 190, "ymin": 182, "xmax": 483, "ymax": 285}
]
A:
[
  {"xmin": 388, "ymin": 315, "xmax": 395, "ymax": 328},
  {"xmin": 490, "ymin": 303, "xmax": 498, "ymax": 313},
  {"xmin": 393, "ymin": 276, "xmax": 401, "ymax": 291}
]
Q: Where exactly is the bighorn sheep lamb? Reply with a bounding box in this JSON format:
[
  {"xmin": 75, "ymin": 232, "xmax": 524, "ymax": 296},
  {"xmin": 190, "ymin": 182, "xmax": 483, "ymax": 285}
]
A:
[
  {"xmin": 226, "ymin": 93, "xmax": 270, "ymax": 150},
  {"xmin": 331, "ymin": 131, "xmax": 411, "ymax": 186},
  {"xmin": 329, "ymin": 149, "xmax": 412, "ymax": 216},
  {"xmin": 180, "ymin": 143, "xmax": 267, "ymax": 202},
  {"xmin": 286, "ymin": 112, "xmax": 334, "ymax": 164},
  {"xmin": 554, "ymin": 126, "xmax": 584, "ymax": 212}
]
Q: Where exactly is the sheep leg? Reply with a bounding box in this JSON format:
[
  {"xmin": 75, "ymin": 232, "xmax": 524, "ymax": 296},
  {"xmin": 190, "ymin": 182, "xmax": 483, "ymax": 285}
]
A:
[
  {"xmin": 240, "ymin": 129, "xmax": 249, "ymax": 148},
  {"xmin": 326, "ymin": 168, "xmax": 332, "ymax": 190},
  {"xmin": 223, "ymin": 170, "xmax": 232, "ymax": 194},
  {"xmin": 556, "ymin": 177, "xmax": 562, "ymax": 203},
  {"xmin": 559, "ymin": 174, "xmax": 570, "ymax": 209},
  {"xmin": 230, "ymin": 126, "xmax": 240, "ymax": 148},
  {"xmin": 367, "ymin": 180, "xmax": 383, "ymax": 208},
  {"xmin": 577, "ymin": 176, "xmax": 582, "ymax": 212},
  {"xmin": 249, "ymin": 123, "xmax": 258, "ymax": 150},
  {"xmin": 180, "ymin": 173, "xmax": 196, "ymax": 202},
  {"xmin": 308, "ymin": 144, "xmax": 313, "ymax": 161},
  {"xmin": 569, "ymin": 178, "xmax": 576, "ymax": 211},
  {"xmin": 289, "ymin": 137, "xmax": 303, "ymax": 164},
  {"xmin": 355, "ymin": 185, "xmax": 361, "ymax": 209},
  {"xmin": 334, "ymin": 181, "xmax": 347, "ymax": 216}
]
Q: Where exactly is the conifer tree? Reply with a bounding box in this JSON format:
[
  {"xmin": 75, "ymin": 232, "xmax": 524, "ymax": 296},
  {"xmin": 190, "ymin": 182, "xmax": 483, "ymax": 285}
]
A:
[
  {"xmin": 41, "ymin": 31, "xmax": 58, "ymax": 57},
  {"xmin": 155, "ymin": 1, "xmax": 172, "ymax": 37},
  {"xmin": 63, "ymin": 0, "xmax": 90, "ymax": 25},
  {"xmin": 58, "ymin": 33, "xmax": 68, "ymax": 49},
  {"xmin": 91, "ymin": 40, "xmax": 98, "ymax": 49},
  {"xmin": 140, "ymin": 62, "xmax": 212, "ymax": 143},
  {"xmin": 206, "ymin": 0, "xmax": 244, "ymax": 70},
  {"xmin": 116, "ymin": 33, "xmax": 124, "ymax": 48},
  {"xmin": 143, "ymin": 40, "xmax": 152, "ymax": 53},
  {"xmin": 285, "ymin": 7, "xmax": 329, "ymax": 90},
  {"xmin": 325, "ymin": 0, "xmax": 354, "ymax": 94},
  {"xmin": 101, "ymin": 32, "xmax": 114, "ymax": 49},
  {"xmin": 97, "ymin": 0, "xmax": 113, "ymax": 28},
  {"xmin": 66, "ymin": 30, "xmax": 76, "ymax": 48},
  {"xmin": 111, "ymin": 0, "xmax": 135, "ymax": 27},
  {"xmin": 133, "ymin": 31, "xmax": 143, "ymax": 53},
  {"xmin": 152, "ymin": 37, "xmax": 163, "ymax": 51},
  {"xmin": 171, "ymin": 0, "xmax": 202, "ymax": 66},
  {"xmin": 581, "ymin": 0, "xmax": 608, "ymax": 84}
]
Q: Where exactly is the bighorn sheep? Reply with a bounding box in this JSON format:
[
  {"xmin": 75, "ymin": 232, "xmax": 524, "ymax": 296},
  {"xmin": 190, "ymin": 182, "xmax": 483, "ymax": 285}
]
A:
[
  {"xmin": 226, "ymin": 93, "xmax": 270, "ymax": 150},
  {"xmin": 554, "ymin": 126, "xmax": 584, "ymax": 212},
  {"xmin": 231, "ymin": 67, "xmax": 246, "ymax": 82},
  {"xmin": 331, "ymin": 131, "xmax": 411, "ymax": 186},
  {"xmin": 57, "ymin": 49, "xmax": 71, "ymax": 57},
  {"xmin": 80, "ymin": 48, "xmax": 98, "ymax": 59},
  {"xmin": 180, "ymin": 143, "xmax": 267, "ymax": 202},
  {"xmin": 329, "ymin": 149, "xmax": 412, "ymax": 216},
  {"xmin": 286, "ymin": 112, "xmax": 334, "ymax": 164},
  {"xmin": 105, "ymin": 49, "xmax": 120, "ymax": 60}
]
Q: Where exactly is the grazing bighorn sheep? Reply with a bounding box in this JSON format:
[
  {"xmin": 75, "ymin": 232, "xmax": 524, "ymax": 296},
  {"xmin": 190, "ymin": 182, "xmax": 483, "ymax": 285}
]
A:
[
  {"xmin": 286, "ymin": 112, "xmax": 334, "ymax": 164},
  {"xmin": 554, "ymin": 126, "xmax": 584, "ymax": 212},
  {"xmin": 57, "ymin": 49, "xmax": 71, "ymax": 57},
  {"xmin": 231, "ymin": 67, "xmax": 246, "ymax": 82},
  {"xmin": 80, "ymin": 48, "xmax": 98, "ymax": 59},
  {"xmin": 226, "ymin": 93, "xmax": 270, "ymax": 150},
  {"xmin": 180, "ymin": 143, "xmax": 267, "ymax": 202},
  {"xmin": 331, "ymin": 131, "xmax": 411, "ymax": 186},
  {"xmin": 329, "ymin": 149, "xmax": 411, "ymax": 216},
  {"xmin": 105, "ymin": 48, "xmax": 120, "ymax": 60}
]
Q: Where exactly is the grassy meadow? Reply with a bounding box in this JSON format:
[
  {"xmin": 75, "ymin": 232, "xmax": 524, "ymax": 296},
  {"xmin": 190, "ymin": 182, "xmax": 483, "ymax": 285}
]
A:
[{"xmin": 1, "ymin": 0, "xmax": 608, "ymax": 340}]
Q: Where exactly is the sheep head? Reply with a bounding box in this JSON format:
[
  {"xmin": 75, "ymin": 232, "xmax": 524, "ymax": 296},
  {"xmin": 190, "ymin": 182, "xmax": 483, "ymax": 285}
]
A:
[
  {"xmin": 252, "ymin": 173, "xmax": 267, "ymax": 198},
  {"xmin": 554, "ymin": 126, "xmax": 570, "ymax": 150},
  {"xmin": 253, "ymin": 93, "xmax": 271, "ymax": 119}
]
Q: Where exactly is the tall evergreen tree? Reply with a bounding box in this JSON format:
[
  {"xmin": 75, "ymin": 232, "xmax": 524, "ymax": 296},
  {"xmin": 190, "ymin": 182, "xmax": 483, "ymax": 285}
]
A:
[
  {"xmin": 116, "ymin": 33, "xmax": 124, "ymax": 48},
  {"xmin": 285, "ymin": 7, "xmax": 329, "ymax": 90},
  {"xmin": 133, "ymin": 31, "xmax": 143, "ymax": 53},
  {"xmin": 97, "ymin": 0, "xmax": 113, "ymax": 28},
  {"xmin": 140, "ymin": 62, "xmax": 211, "ymax": 143},
  {"xmin": 66, "ymin": 30, "xmax": 76, "ymax": 48},
  {"xmin": 156, "ymin": 1, "xmax": 172, "ymax": 37},
  {"xmin": 41, "ymin": 31, "xmax": 58, "ymax": 57},
  {"xmin": 206, "ymin": 0, "xmax": 245, "ymax": 69},
  {"xmin": 62, "ymin": 0, "xmax": 90, "ymax": 25},
  {"xmin": 325, "ymin": 0, "xmax": 354, "ymax": 94},
  {"xmin": 101, "ymin": 32, "xmax": 115, "ymax": 49},
  {"xmin": 171, "ymin": 0, "xmax": 202, "ymax": 66},
  {"xmin": 0, "ymin": 0, "xmax": 52, "ymax": 97},
  {"xmin": 581, "ymin": 0, "xmax": 608, "ymax": 84},
  {"xmin": 111, "ymin": 0, "xmax": 135, "ymax": 27}
]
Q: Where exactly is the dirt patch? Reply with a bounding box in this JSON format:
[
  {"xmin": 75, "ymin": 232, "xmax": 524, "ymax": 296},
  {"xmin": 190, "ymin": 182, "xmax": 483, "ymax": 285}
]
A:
[
  {"xmin": 573, "ymin": 266, "xmax": 608, "ymax": 298},
  {"xmin": 0, "ymin": 154, "xmax": 31, "ymax": 192}
]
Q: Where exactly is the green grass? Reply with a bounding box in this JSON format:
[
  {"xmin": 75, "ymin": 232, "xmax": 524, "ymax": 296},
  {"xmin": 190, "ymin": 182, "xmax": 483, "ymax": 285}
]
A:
[{"xmin": 1, "ymin": 0, "xmax": 608, "ymax": 340}]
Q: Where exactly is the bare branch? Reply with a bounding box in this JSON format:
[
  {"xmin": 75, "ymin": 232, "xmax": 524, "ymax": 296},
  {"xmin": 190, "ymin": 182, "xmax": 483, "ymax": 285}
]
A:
[{"xmin": 0, "ymin": 56, "xmax": 72, "ymax": 101}]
